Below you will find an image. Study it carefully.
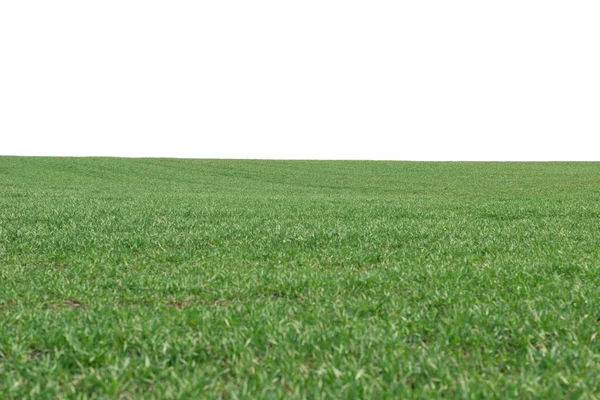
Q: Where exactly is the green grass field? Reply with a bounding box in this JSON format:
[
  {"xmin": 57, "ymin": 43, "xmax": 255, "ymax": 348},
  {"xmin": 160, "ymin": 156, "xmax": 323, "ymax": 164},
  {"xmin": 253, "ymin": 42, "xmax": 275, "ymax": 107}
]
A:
[{"xmin": 1, "ymin": 157, "xmax": 599, "ymax": 399}]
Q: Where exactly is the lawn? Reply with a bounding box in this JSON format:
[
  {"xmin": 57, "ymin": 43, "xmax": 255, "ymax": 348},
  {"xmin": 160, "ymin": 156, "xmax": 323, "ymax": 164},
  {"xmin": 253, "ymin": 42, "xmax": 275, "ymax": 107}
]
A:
[{"xmin": 1, "ymin": 157, "xmax": 599, "ymax": 399}]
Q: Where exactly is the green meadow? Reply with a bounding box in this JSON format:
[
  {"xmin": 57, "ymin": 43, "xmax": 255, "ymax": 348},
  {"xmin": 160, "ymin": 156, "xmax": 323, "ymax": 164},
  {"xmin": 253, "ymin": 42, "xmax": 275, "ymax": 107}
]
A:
[{"xmin": 1, "ymin": 157, "xmax": 599, "ymax": 399}]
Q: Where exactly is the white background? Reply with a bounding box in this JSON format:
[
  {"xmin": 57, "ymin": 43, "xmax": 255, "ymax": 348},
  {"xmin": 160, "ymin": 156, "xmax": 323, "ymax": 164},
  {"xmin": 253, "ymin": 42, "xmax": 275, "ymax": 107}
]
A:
[{"xmin": 1, "ymin": 1, "xmax": 599, "ymax": 160}]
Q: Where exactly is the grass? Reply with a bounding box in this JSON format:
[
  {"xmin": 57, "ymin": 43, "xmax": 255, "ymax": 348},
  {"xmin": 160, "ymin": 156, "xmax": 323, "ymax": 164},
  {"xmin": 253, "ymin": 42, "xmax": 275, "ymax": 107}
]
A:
[{"xmin": 1, "ymin": 157, "xmax": 599, "ymax": 399}]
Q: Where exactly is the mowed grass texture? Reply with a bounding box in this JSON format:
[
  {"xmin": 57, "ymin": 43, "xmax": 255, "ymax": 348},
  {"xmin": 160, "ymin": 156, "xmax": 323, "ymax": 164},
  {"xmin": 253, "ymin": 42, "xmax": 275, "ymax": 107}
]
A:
[{"xmin": 1, "ymin": 158, "xmax": 600, "ymax": 399}]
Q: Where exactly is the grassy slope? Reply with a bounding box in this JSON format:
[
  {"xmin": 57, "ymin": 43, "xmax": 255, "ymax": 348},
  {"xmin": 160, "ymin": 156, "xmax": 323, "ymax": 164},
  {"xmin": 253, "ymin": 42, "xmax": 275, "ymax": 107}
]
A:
[{"xmin": 1, "ymin": 157, "xmax": 599, "ymax": 399}]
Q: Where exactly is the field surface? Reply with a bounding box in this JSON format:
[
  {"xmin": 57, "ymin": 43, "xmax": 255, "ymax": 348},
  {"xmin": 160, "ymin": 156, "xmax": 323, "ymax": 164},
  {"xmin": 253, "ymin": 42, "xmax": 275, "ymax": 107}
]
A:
[{"xmin": 1, "ymin": 157, "xmax": 600, "ymax": 399}]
